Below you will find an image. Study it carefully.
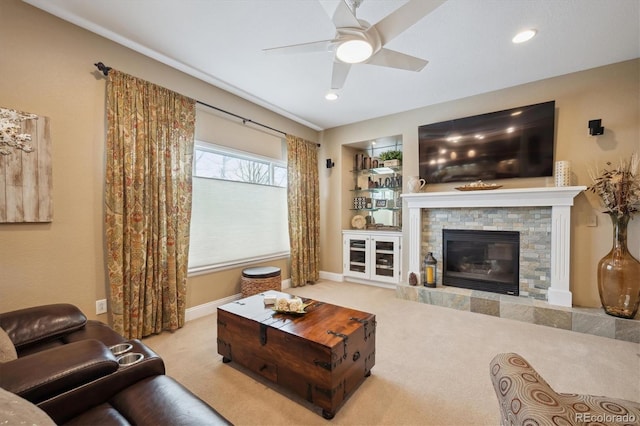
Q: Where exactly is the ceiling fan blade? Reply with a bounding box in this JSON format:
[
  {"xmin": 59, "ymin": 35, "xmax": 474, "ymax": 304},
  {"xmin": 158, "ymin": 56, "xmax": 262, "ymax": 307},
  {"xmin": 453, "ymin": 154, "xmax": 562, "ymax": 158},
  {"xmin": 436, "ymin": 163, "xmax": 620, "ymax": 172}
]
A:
[
  {"xmin": 373, "ymin": 0, "xmax": 446, "ymax": 45},
  {"xmin": 263, "ymin": 39, "xmax": 336, "ymax": 55},
  {"xmin": 319, "ymin": 0, "xmax": 361, "ymax": 29},
  {"xmin": 366, "ymin": 48, "xmax": 428, "ymax": 71},
  {"xmin": 331, "ymin": 61, "xmax": 351, "ymax": 89}
]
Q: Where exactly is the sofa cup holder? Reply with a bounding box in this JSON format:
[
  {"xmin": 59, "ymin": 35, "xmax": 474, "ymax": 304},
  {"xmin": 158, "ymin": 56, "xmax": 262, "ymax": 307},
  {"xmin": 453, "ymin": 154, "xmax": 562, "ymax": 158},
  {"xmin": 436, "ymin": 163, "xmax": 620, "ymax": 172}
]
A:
[
  {"xmin": 109, "ymin": 343, "xmax": 133, "ymax": 356},
  {"xmin": 117, "ymin": 352, "xmax": 144, "ymax": 367}
]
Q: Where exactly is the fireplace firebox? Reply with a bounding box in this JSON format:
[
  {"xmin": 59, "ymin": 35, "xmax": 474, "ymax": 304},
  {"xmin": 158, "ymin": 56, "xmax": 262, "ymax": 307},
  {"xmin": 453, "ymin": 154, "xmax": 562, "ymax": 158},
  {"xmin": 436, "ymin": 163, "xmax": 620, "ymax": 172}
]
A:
[{"xmin": 443, "ymin": 229, "xmax": 519, "ymax": 295}]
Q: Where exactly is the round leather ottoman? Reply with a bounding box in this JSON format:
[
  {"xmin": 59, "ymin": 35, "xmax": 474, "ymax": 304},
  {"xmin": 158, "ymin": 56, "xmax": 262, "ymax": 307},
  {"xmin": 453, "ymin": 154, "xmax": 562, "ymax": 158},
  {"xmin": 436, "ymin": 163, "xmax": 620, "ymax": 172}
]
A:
[{"xmin": 240, "ymin": 266, "xmax": 281, "ymax": 297}]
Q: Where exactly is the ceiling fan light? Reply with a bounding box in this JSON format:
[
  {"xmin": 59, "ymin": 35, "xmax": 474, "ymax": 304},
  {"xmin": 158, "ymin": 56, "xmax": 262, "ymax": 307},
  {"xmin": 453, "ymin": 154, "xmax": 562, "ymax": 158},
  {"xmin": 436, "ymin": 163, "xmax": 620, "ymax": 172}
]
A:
[
  {"xmin": 336, "ymin": 39, "xmax": 373, "ymax": 64},
  {"xmin": 512, "ymin": 29, "xmax": 537, "ymax": 44}
]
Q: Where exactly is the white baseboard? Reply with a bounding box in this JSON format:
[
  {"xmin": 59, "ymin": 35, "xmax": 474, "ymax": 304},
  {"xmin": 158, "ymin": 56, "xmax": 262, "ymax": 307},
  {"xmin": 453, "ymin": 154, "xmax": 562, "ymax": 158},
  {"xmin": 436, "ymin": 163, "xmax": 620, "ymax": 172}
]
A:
[
  {"xmin": 185, "ymin": 293, "xmax": 241, "ymax": 322},
  {"xmin": 319, "ymin": 270, "xmax": 343, "ymax": 282},
  {"xmin": 185, "ymin": 272, "xmax": 341, "ymax": 322},
  {"xmin": 344, "ymin": 277, "xmax": 396, "ymax": 290}
]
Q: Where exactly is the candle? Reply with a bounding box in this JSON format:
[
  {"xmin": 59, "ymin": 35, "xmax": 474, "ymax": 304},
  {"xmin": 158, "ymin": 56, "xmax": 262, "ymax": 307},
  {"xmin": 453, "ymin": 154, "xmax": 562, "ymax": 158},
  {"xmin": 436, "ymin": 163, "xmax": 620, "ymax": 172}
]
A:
[{"xmin": 427, "ymin": 266, "xmax": 434, "ymax": 284}]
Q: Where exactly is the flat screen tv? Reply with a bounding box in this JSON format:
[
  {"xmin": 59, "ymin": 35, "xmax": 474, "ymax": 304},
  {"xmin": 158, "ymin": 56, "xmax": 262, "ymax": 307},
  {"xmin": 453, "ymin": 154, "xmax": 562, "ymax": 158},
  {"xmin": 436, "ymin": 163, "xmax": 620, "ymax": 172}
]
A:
[{"xmin": 418, "ymin": 100, "xmax": 555, "ymax": 184}]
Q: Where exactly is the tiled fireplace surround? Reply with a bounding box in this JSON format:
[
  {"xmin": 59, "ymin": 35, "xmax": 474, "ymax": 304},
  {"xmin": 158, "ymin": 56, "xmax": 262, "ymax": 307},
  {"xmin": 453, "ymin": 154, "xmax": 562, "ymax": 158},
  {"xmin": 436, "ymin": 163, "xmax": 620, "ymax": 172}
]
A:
[{"xmin": 396, "ymin": 187, "xmax": 639, "ymax": 343}]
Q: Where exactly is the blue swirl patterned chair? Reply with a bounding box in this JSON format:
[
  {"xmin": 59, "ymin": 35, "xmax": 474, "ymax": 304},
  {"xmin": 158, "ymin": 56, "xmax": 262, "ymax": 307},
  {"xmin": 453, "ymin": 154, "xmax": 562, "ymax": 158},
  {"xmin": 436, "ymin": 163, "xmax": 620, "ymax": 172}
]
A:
[{"xmin": 490, "ymin": 353, "xmax": 640, "ymax": 426}]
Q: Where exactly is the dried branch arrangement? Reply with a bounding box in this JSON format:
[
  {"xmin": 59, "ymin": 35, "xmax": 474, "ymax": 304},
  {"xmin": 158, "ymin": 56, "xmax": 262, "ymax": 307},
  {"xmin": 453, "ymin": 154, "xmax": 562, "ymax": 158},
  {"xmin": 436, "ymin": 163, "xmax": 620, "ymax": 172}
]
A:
[{"xmin": 588, "ymin": 152, "xmax": 640, "ymax": 218}]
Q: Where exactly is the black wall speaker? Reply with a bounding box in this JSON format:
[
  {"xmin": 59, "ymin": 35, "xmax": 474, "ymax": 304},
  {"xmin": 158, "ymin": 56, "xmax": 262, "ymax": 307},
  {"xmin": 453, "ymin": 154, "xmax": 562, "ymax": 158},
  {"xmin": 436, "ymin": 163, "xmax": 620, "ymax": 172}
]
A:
[
  {"xmin": 326, "ymin": 158, "xmax": 335, "ymax": 168},
  {"xmin": 588, "ymin": 119, "xmax": 604, "ymax": 136}
]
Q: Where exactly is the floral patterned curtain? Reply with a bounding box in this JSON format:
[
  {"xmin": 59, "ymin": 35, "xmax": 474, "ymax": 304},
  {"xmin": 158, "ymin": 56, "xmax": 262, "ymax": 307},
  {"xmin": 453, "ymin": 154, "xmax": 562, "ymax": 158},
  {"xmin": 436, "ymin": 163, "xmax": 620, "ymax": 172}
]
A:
[
  {"xmin": 286, "ymin": 135, "xmax": 320, "ymax": 287},
  {"xmin": 105, "ymin": 70, "xmax": 196, "ymax": 339}
]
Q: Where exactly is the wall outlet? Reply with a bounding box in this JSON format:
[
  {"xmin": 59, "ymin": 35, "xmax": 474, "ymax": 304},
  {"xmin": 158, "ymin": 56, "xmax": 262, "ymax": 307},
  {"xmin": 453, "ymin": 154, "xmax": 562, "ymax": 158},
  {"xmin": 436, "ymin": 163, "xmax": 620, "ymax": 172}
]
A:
[{"xmin": 96, "ymin": 299, "xmax": 107, "ymax": 315}]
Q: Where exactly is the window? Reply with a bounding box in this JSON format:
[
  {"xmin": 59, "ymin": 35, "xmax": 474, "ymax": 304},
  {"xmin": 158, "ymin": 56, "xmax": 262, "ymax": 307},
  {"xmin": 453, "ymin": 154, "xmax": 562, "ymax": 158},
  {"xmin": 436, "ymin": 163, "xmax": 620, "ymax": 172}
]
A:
[{"xmin": 188, "ymin": 141, "xmax": 289, "ymax": 274}]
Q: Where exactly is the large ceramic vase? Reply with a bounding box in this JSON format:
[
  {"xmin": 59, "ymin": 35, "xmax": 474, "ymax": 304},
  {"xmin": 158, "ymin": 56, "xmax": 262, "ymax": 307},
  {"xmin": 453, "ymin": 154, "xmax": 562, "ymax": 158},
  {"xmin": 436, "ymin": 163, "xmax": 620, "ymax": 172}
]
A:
[{"xmin": 597, "ymin": 213, "xmax": 640, "ymax": 319}]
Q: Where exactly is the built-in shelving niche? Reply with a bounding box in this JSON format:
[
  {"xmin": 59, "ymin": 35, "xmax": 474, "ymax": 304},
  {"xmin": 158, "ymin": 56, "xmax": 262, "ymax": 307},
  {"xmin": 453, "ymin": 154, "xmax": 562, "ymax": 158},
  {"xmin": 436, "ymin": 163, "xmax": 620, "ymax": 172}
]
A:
[{"xmin": 341, "ymin": 135, "xmax": 402, "ymax": 230}]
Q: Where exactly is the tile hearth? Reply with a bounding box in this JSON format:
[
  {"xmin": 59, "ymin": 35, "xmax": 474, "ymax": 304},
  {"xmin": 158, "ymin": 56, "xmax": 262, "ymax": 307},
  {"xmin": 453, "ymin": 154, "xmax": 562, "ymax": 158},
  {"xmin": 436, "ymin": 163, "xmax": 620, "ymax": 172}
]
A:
[{"xmin": 396, "ymin": 283, "xmax": 639, "ymax": 343}]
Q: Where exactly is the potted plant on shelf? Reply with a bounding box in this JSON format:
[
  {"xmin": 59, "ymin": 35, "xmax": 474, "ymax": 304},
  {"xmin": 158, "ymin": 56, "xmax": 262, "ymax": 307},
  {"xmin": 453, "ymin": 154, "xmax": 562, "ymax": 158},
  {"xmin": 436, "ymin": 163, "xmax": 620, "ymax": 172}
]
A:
[{"xmin": 379, "ymin": 150, "xmax": 402, "ymax": 167}]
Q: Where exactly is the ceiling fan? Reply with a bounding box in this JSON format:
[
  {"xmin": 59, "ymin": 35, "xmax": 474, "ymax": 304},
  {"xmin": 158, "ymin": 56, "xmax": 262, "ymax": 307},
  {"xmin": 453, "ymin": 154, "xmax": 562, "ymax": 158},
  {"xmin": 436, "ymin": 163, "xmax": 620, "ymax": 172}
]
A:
[{"xmin": 263, "ymin": 0, "xmax": 445, "ymax": 90}]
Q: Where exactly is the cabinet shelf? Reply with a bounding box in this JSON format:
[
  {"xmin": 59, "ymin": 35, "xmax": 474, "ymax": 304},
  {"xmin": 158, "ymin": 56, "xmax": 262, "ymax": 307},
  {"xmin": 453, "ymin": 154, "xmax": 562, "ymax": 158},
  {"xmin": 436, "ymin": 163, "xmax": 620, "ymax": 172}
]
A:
[
  {"xmin": 349, "ymin": 152, "xmax": 401, "ymax": 230},
  {"xmin": 351, "ymin": 187, "xmax": 401, "ymax": 193},
  {"xmin": 351, "ymin": 166, "xmax": 401, "ymax": 175},
  {"xmin": 350, "ymin": 207, "xmax": 401, "ymax": 212}
]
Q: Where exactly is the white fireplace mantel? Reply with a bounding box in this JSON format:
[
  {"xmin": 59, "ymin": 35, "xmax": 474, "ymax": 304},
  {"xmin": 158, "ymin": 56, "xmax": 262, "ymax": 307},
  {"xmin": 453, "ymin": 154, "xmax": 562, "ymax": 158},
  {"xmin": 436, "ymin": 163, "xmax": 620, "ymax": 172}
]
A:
[{"xmin": 401, "ymin": 186, "xmax": 586, "ymax": 307}]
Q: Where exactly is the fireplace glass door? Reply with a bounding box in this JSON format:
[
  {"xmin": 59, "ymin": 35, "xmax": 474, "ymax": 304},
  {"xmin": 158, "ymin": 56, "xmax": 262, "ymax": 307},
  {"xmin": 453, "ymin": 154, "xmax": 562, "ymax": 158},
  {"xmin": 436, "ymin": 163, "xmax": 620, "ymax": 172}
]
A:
[{"xmin": 443, "ymin": 229, "xmax": 519, "ymax": 295}]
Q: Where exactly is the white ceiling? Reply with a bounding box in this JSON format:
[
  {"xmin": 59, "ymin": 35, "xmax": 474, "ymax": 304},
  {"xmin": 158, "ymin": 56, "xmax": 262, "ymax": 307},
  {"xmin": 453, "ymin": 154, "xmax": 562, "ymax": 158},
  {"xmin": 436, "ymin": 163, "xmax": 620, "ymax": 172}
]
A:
[{"xmin": 24, "ymin": 0, "xmax": 640, "ymax": 131}]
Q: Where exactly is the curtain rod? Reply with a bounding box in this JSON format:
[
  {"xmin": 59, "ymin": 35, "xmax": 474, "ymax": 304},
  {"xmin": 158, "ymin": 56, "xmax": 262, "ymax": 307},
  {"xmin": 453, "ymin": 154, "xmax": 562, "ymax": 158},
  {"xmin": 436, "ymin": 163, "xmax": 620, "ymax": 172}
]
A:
[{"xmin": 94, "ymin": 62, "xmax": 320, "ymax": 146}]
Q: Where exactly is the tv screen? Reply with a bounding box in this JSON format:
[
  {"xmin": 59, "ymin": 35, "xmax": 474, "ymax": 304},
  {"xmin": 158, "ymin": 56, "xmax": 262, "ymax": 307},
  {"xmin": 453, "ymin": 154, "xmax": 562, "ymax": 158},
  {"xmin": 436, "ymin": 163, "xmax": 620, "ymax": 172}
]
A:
[{"xmin": 418, "ymin": 101, "xmax": 555, "ymax": 184}]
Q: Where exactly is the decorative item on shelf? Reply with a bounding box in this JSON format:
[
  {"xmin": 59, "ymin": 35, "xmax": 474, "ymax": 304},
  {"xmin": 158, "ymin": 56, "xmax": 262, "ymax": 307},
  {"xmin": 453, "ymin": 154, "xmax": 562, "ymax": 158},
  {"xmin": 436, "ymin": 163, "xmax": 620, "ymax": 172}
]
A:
[
  {"xmin": 554, "ymin": 160, "xmax": 571, "ymax": 187},
  {"xmin": 375, "ymin": 199, "xmax": 387, "ymax": 208},
  {"xmin": 351, "ymin": 214, "xmax": 366, "ymax": 229},
  {"xmin": 354, "ymin": 153, "xmax": 363, "ymax": 170},
  {"xmin": 408, "ymin": 272, "xmax": 418, "ymax": 286},
  {"xmin": 406, "ymin": 176, "xmax": 426, "ymax": 193},
  {"xmin": 455, "ymin": 180, "xmax": 502, "ymax": 191},
  {"xmin": 363, "ymin": 156, "xmax": 371, "ymax": 170},
  {"xmin": 588, "ymin": 152, "xmax": 640, "ymax": 319},
  {"xmin": 379, "ymin": 150, "xmax": 402, "ymax": 168},
  {"xmin": 353, "ymin": 196, "xmax": 366, "ymax": 209},
  {"xmin": 423, "ymin": 252, "xmax": 437, "ymax": 288},
  {"xmin": 372, "ymin": 158, "xmax": 379, "ymax": 168}
]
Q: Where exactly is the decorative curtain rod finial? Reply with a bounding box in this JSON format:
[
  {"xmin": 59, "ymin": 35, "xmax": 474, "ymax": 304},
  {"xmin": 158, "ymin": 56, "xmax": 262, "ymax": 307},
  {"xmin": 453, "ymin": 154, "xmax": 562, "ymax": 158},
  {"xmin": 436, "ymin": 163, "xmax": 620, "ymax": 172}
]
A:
[{"xmin": 95, "ymin": 62, "xmax": 112, "ymax": 76}]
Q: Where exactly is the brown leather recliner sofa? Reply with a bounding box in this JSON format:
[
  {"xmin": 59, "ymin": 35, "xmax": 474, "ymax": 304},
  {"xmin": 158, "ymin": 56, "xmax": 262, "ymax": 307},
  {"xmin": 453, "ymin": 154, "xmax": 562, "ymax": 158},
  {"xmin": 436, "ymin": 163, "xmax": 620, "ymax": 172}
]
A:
[{"xmin": 0, "ymin": 303, "xmax": 232, "ymax": 425}]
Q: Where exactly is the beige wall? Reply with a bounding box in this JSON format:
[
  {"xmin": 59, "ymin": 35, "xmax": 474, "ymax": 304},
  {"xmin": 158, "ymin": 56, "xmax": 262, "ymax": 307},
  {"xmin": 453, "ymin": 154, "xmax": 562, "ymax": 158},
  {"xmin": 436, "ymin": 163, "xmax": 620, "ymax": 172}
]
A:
[
  {"xmin": 0, "ymin": 0, "xmax": 317, "ymax": 319},
  {"xmin": 320, "ymin": 59, "xmax": 640, "ymax": 308},
  {"xmin": 2, "ymin": 0, "xmax": 638, "ymax": 319}
]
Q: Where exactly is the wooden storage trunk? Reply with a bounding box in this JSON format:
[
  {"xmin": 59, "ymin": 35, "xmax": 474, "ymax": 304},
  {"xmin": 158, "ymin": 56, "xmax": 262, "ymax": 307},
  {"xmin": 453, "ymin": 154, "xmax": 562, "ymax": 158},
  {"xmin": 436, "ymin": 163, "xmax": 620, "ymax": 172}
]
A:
[{"xmin": 217, "ymin": 292, "xmax": 376, "ymax": 419}]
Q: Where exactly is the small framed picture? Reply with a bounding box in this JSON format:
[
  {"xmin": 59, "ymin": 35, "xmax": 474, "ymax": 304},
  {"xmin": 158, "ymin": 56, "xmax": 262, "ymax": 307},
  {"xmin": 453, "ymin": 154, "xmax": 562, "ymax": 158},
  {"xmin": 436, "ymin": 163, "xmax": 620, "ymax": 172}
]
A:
[{"xmin": 375, "ymin": 199, "xmax": 387, "ymax": 208}]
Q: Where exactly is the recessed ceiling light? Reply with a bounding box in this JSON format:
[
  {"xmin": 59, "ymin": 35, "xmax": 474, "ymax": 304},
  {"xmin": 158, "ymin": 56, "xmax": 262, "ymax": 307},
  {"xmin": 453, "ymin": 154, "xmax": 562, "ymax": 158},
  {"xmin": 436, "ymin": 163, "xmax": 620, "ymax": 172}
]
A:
[
  {"xmin": 325, "ymin": 92, "xmax": 339, "ymax": 101},
  {"xmin": 336, "ymin": 39, "xmax": 373, "ymax": 64},
  {"xmin": 512, "ymin": 29, "xmax": 537, "ymax": 44}
]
